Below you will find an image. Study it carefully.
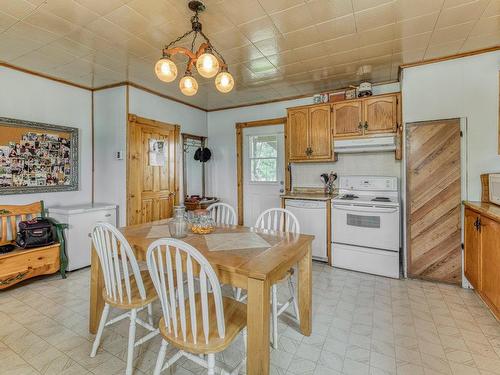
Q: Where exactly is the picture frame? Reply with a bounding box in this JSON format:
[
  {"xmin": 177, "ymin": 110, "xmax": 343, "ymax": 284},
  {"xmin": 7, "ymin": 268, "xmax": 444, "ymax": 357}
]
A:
[{"xmin": 0, "ymin": 117, "xmax": 79, "ymax": 195}]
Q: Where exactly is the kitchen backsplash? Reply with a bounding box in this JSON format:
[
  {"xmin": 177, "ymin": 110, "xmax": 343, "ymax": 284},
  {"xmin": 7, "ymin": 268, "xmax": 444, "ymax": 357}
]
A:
[{"xmin": 291, "ymin": 152, "xmax": 401, "ymax": 189}]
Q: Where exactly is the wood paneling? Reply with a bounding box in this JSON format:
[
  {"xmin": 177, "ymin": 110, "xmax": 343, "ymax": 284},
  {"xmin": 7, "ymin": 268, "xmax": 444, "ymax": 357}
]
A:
[
  {"xmin": 464, "ymin": 208, "xmax": 480, "ymax": 289},
  {"xmin": 407, "ymin": 119, "xmax": 462, "ymax": 284},
  {"xmin": 127, "ymin": 114, "xmax": 179, "ymax": 225},
  {"xmin": 309, "ymin": 104, "xmax": 331, "ymax": 159},
  {"xmin": 364, "ymin": 95, "xmax": 397, "ymax": 134},
  {"xmin": 332, "ymin": 101, "xmax": 362, "ymax": 137},
  {"xmin": 287, "ymin": 108, "xmax": 309, "ymax": 161}
]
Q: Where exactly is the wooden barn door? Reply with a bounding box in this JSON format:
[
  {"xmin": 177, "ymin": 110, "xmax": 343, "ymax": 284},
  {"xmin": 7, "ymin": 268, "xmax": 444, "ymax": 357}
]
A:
[
  {"xmin": 407, "ymin": 119, "xmax": 462, "ymax": 284},
  {"xmin": 127, "ymin": 114, "xmax": 179, "ymax": 225}
]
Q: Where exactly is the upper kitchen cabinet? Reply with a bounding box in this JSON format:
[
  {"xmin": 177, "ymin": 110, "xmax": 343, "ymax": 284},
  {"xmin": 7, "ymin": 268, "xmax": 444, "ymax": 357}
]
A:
[
  {"xmin": 286, "ymin": 104, "xmax": 333, "ymax": 162},
  {"xmin": 363, "ymin": 95, "xmax": 398, "ymax": 135},
  {"xmin": 333, "ymin": 93, "xmax": 400, "ymax": 138},
  {"xmin": 332, "ymin": 101, "xmax": 363, "ymax": 137}
]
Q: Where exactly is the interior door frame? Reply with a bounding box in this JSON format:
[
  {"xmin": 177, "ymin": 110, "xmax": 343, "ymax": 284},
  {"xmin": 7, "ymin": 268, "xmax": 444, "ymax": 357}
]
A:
[
  {"xmin": 236, "ymin": 117, "xmax": 287, "ymax": 225},
  {"xmin": 405, "ymin": 117, "xmax": 467, "ymax": 284},
  {"xmin": 182, "ymin": 133, "xmax": 207, "ymax": 198},
  {"xmin": 126, "ymin": 113, "xmax": 181, "ymax": 225}
]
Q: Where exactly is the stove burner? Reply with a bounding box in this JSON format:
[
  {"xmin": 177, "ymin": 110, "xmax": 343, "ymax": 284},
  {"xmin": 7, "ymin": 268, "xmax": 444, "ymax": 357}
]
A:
[
  {"xmin": 340, "ymin": 194, "xmax": 359, "ymax": 200},
  {"xmin": 372, "ymin": 197, "xmax": 391, "ymax": 202}
]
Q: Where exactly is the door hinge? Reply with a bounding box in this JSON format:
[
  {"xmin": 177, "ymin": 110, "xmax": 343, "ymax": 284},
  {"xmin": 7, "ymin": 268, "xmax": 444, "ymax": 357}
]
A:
[
  {"xmin": 330, "ymin": 106, "xmax": 334, "ymax": 113},
  {"xmin": 460, "ymin": 131, "xmax": 463, "ymax": 137},
  {"xmin": 461, "ymin": 243, "xmax": 464, "ymax": 250}
]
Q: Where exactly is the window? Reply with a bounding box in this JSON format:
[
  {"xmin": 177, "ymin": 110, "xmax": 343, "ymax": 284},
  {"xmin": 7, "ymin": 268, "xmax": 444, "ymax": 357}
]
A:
[{"xmin": 249, "ymin": 135, "xmax": 278, "ymax": 182}]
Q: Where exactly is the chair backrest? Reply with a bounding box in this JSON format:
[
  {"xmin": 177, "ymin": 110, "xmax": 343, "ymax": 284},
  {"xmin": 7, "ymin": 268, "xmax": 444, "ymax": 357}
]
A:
[
  {"xmin": 0, "ymin": 201, "xmax": 43, "ymax": 245},
  {"xmin": 147, "ymin": 238, "xmax": 225, "ymax": 344},
  {"xmin": 207, "ymin": 202, "xmax": 237, "ymax": 225},
  {"xmin": 255, "ymin": 208, "xmax": 300, "ymax": 234},
  {"xmin": 91, "ymin": 222, "xmax": 146, "ymax": 304}
]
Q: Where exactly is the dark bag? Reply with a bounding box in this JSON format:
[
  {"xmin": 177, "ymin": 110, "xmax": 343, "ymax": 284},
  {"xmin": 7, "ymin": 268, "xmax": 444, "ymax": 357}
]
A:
[{"xmin": 16, "ymin": 217, "xmax": 56, "ymax": 249}]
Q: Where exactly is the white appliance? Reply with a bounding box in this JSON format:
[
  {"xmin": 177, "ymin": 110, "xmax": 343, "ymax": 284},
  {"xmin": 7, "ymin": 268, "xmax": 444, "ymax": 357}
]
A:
[
  {"xmin": 489, "ymin": 173, "xmax": 500, "ymax": 205},
  {"xmin": 332, "ymin": 176, "xmax": 400, "ymax": 278},
  {"xmin": 284, "ymin": 199, "xmax": 328, "ymax": 262},
  {"xmin": 48, "ymin": 203, "xmax": 117, "ymax": 271},
  {"xmin": 334, "ymin": 136, "xmax": 396, "ymax": 153}
]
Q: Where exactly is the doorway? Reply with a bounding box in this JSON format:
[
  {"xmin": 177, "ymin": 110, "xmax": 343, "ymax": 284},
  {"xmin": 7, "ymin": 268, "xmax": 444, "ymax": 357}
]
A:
[
  {"xmin": 127, "ymin": 114, "xmax": 179, "ymax": 225},
  {"xmin": 236, "ymin": 117, "xmax": 287, "ymax": 225},
  {"xmin": 406, "ymin": 118, "xmax": 462, "ymax": 284}
]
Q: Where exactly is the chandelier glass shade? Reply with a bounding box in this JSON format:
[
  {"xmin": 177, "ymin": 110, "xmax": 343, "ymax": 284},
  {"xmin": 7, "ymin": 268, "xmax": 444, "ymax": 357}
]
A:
[{"xmin": 154, "ymin": 1, "xmax": 233, "ymax": 96}]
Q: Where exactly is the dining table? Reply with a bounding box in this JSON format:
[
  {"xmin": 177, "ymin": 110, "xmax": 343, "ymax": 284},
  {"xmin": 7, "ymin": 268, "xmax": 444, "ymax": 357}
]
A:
[{"xmin": 88, "ymin": 220, "xmax": 313, "ymax": 375}]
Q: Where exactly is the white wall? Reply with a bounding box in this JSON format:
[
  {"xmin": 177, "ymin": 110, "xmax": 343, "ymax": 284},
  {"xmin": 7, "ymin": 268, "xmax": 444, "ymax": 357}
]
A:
[
  {"xmin": 207, "ymin": 82, "xmax": 401, "ymax": 209},
  {"xmin": 402, "ymin": 50, "xmax": 500, "ymax": 201},
  {"xmin": 0, "ymin": 67, "xmax": 92, "ymax": 208},
  {"xmin": 93, "ymin": 86, "xmax": 127, "ymax": 225}
]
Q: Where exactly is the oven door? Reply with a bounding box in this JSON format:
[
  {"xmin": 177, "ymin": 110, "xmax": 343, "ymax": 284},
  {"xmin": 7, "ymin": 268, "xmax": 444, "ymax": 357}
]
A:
[{"xmin": 332, "ymin": 204, "xmax": 400, "ymax": 251}]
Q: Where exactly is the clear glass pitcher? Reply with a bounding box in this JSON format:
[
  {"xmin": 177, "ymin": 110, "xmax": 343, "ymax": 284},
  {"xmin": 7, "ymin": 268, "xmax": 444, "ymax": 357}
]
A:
[{"xmin": 168, "ymin": 206, "xmax": 188, "ymax": 238}]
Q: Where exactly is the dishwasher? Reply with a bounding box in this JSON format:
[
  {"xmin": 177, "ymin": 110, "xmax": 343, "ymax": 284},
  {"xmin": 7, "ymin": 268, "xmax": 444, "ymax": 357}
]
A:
[{"xmin": 284, "ymin": 199, "xmax": 328, "ymax": 262}]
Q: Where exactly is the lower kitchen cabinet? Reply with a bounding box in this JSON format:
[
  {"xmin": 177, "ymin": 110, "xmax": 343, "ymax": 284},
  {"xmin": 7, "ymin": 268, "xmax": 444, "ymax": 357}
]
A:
[{"xmin": 464, "ymin": 203, "xmax": 500, "ymax": 319}]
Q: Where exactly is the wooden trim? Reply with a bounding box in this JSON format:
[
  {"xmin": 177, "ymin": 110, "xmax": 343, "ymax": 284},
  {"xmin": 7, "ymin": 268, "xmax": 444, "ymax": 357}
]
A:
[
  {"xmin": 125, "ymin": 85, "xmax": 130, "ymax": 225},
  {"xmin": 326, "ymin": 199, "xmax": 331, "ymax": 265},
  {"xmin": 182, "ymin": 133, "xmax": 207, "ymax": 141},
  {"xmin": 236, "ymin": 117, "xmax": 287, "ymax": 225},
  {"xmin": 91, "ymin": 92, "xmax": 95, "ymax": 203},
  {"xmin": 400, "ymin": 46, "xmax": 500, "ymax": 69},
  {"xmin": 92, "ymin": 81, "xmax": 128, "ymax": 91},
  {"xmin": 0, "ymin": 62, "xmax": 92, "ymax": 91},
  {"xmin": 498, "ymin": 72, "xmax": 500, "ymax": 155}
]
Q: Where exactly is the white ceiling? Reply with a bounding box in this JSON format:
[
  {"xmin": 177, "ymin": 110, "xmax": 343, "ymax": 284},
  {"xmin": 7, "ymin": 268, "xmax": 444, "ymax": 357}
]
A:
[{"xmin": 0, "ymin": 0, "xmax": 499, "ymax": 110}]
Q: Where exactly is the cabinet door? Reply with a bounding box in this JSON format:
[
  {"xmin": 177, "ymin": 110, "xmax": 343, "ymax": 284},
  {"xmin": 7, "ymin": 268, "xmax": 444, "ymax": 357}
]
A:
[
  {"xmin": 464, "ymin": 208, "xmax": 480, "ymax": 289},
  {"xmin": 287, "ymin": 108, "xmax": 309, "ymax": 161},
  {"xmin": 333, "ymin": 101, "xmax": 362, "ymax": 138},
  {"xmin": 363, "ymin": 95, "xmax": 397, "ymax": 134},
  {"xmin": 309, "ymin": 104, "xmax": 332, "ymax": 160},
  {"xmin": 480, "ymin": 216, "xmax": 500, "ymax": 311}
]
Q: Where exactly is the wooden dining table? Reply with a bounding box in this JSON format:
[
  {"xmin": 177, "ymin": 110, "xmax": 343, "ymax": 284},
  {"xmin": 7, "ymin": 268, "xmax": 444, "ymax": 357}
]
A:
[{"xmin": 88, "ymin": 220, "xmax": 313, "ymax": 375}]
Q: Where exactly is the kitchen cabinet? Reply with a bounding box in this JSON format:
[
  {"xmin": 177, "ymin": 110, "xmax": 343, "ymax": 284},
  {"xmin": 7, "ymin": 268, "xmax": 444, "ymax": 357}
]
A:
[
  {"xmin": 286, "ymin": 104, "xmax": 333, "ymax": 162},
  {"xmin": 463, "ymin": 203, "xmax": 500, "ymax": 320},
  {"xmin": 333, "ymin": 94, "xmax": 399, "ymax": 138}
]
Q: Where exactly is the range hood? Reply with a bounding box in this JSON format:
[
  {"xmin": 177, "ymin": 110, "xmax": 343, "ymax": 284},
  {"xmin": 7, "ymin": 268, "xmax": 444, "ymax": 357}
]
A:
[{"xmin": 334, "ymin": 136, "xmax": 396, "ymax": 153}]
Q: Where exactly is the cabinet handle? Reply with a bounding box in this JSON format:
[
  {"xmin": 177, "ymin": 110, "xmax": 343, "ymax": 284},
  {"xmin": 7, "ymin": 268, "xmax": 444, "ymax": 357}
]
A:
[
  {"xmin": 474, "ymin": 217, "xmax": 481, "ymax": 231},
  {"xmin": 364, "ymin": 121, "xmax": 368, "ymax": 130},
  {"xmin": 104, "ymin": 214, "xmax": 111, "ymax": 217},
  {"xmin": 358, "ymin": 122, "xmax": 363, "ymax": 131}
]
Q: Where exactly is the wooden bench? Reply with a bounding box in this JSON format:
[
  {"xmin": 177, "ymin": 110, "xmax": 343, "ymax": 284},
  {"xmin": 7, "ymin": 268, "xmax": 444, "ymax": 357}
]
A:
[{"xmin": 0, "ymin": 201, "xmax": 67, "ymax": 289}]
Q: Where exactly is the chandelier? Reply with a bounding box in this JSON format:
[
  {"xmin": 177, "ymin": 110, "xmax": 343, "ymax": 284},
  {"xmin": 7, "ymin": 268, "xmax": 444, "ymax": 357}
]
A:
[{"xmin": 154, "ymin": 0, "xmax": 234, "ymax": 96}]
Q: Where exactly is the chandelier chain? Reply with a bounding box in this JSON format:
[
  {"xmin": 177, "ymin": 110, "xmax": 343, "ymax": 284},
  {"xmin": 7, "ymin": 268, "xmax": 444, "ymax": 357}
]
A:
[
  {"xmin": 200, "ymin": 31, "xmax": 226, "ymax": 65},
  {"xmin": 164, "ymin": 29, "xmax": 194, "ymax": 51}
]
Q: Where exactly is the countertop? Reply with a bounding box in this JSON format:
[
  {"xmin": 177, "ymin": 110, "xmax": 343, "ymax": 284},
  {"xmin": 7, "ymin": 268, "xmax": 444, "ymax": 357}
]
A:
[
  {"xmin": 281, "ymin": 192, "xmax": 336, "ymax": 201},
  {"xmin": 464, "ymin": 201, "xmax": 500, "ymax": 222}
]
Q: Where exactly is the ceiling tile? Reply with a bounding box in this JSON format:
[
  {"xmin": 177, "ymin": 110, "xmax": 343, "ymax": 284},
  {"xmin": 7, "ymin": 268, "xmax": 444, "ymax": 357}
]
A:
[
  {"xmin": 40, "ymin": 0, "xmax": 101, "ymax": 26},
  {"xmin": 394, "ymin": 0, "xmax": 444, "ymax": 21},
  {"xmin": 253, "ymin": 36, "xmax": 290, "ymax": 55},
  {"xmin": 392, "ymin": 32, "xmax": 432, "ymax": 52},
  {"xmin": 393, "ymin": 12, "xmax": 439, "ymax": 38},
  {"xmin": 323, "ymin": 33, "xmax": 360, "ymax": 53},
  {"xmin": 238, "ymin": 16, "xmax": 281, "ymax": 43},
  {"xmin": 4, "ymin": 21, "xmax": 62, "ymax": 44},
  {"xmin": 460, "ymin": 31, "xmax": 500, "ymax": 51},
  {"xmin": 218, "ymin": 0, "xmax": 266, "ymax": 25},
  {"xmin": 211, "ymin": 27, "xmax": 251, "ymax": 50},
  {"xmin": 105, "ymin": 5, "xmax": 151, "ymax": 35},
  {"xmin": 482, "ymin": 0, "xmax": 500, "ymax": 17},
  {"xmin": 221, "ymin": 44, "xmax": 264, "ymax": 64},
  {"xmin": 424, "ymin": 39, "xmax": 464, "ymax": 59},
  {"xmin": 430, "ymin": 21, "xmax": 475, "ymax": 44},
  {"xmin": 0, "ymin": 33, "xmax": 44, "ymax": 60},
  {"xmin": 352, "ymin": 0, "xmax": 393, "ymax": 12},
  {"xmin": 0, "ymin": 11, "xmax": 17, "ymax": 32},
  {"xmin": 258, "ymin": 0, "xmax": 306, "ymax": 14},
  {"xmin": 355, "ymin": 2, "xmax": 396, "ymax": 32},
  {"xmin": 0, "ymin": 0, "xmax": 36, "ymax": 18},
  {"xmin": 358, "ymin": 23, "xmax": 394, "ymax": 46},
  {"xmin": 306, "ymin": 0, "xmax": 354, "ymax": 23},
  {"xmin": 74, "ymin": 0, "xmax": 129, "ymax": 16},
  {"xmin": 315, "ymin": 14, "xmax": 357, "ymax": 38},
  {"xmin": 127, "ymin": 0, "xmax": 178, "ymax": 26},
  {"xmin": 24, "ymin": 9, "xmax": 79, "ymax": 35},
  {"xmin": 270, "ymin": 3, "xmax": 315, "ymax": 33},
  {"xmin": 282, "ymin": 25, "xmax": 322, "ymax": 49},
  {"xmin": 436, "ymin": 0, "xmax": 490, "ymax": 28},
  {"xmin": 85, "ymin": 18, "xmax": 133, "ymax": 46},
  {"xmin": 359, "ymin": 40, "xmax": 393, "ymax": 59},
  {"xmin": 470, "ymin": 15, "xmax": 500, "ymax": 36},
  {"xmin": 48, "ymin": 37, "xmax": 96, "ymax": 58}
]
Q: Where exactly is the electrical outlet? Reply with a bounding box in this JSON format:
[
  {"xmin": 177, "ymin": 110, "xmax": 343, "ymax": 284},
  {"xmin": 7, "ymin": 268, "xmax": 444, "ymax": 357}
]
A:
[{"xmin": 116, "ymin": 151, "xmax": 123, "ymax": 160}]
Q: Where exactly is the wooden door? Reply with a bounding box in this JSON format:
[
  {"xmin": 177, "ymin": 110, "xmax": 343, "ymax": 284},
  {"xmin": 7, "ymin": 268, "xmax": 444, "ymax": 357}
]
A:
[
  {"xmin": 464, "ymin": 208, "xmax": 480, "ymax": 288},
  {"xmin": 363, "ymin": 95, "xmax": 397, "ymax": 135},
  {"xmin": 480, "ymin": 215, "xmax": 500, "ymax": 311},
  {"xmin": 333, "ymin": 101, "xmax": 362, "ymax": 138},
  {"xmin": 287, "ymin": 108, "xmax": 309, "ymax": 161},
  {"xmin": 127, "ymin": 114, "xmax": 179, "ymax": 225},
  {"xmin": 308, "ymin": 104, "xmax": 332, "ymax": 160},
  {"xmin": 407, "ymin": 119, "xmax": 462, "ymax": 284}
]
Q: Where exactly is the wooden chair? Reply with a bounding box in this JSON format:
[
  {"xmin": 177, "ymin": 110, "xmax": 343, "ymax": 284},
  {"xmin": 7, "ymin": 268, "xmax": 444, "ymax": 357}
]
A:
[
  {"xmin": 255, "ymin": 208, "xmax": 301, "ymax": 348},
  {"xmin": 147, "ymin": 238, "xmax": 247, "ymax": 375},
  {"xmin": 0, "ymin": 201, "xmax": 67, "ymax": 289},
  {"xmin": 90, "ymin": 222, "xmax": 159, "ymax": 375},
  {"xmin": 207, "ymin": 202, "xmax": 237, "ymax": 226}
]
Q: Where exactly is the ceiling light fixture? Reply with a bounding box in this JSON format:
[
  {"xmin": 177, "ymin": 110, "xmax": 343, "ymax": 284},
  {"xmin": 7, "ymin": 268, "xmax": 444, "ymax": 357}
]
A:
[{"xmin": 154, "ymin": 0, "xmax": 234, "ymax": 96}]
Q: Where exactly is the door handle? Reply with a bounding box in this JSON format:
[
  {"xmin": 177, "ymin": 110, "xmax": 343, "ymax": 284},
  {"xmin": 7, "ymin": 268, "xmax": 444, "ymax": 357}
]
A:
[
  {"xmin": 358, "ymin": 122, "xmax": 363, "ymax": 132},
  {"xmin": 364, "ymin": 121, "xmax": 368, "ymax": 130}
]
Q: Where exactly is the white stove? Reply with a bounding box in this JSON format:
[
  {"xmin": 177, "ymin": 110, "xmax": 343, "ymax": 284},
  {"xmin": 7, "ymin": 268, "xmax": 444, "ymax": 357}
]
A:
[{"xmin": 332, "ymin": 176, "xmax": 401, "ymax": 278}]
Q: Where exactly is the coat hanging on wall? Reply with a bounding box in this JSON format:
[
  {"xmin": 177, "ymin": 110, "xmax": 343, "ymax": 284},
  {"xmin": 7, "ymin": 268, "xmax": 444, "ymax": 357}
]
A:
[{"xmin": 194, "ymin": 147, "xmax": 211, "ymax": 162}]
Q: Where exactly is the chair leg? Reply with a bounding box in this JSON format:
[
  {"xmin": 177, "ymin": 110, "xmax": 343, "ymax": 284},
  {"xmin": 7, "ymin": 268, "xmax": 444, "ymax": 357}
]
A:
[
  {"xmin": 126, "ymin": 309, "xmax": 137, "ymax": 375},
  {"xmin": 288, "ymin": 277, "xmax": 300, "ymax": 322},
  {"xmin": 147, "ymin": 303, "xmax": 154, "ymax": 326},
  {"xmin": 207, "ymin": 353, "xmax": 215, "ymax": 375},
  {"xmin": 271, "ymin": 284, "xmax": 278, "ymax": 349},
  {"xmin": 153, "ymin": 339, "xmax": 168, "ymax": 375},
  {"xmin": 90, "ymin": 303, "xmax": 110, "ymax": 357}
]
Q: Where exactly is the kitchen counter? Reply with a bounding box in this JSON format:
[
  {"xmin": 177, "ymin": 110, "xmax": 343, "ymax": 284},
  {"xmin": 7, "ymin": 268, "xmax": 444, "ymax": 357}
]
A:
[
  {"xmin": 463, "ymin": 201, "xmax": 500, "ymax": 221},
  {"xmin": 281, "ymin": 192, "xmax": 336, "ymax": 201}
]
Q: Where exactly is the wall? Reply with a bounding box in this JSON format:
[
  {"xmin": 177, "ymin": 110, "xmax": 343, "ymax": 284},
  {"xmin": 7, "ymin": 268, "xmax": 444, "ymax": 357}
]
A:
[
  {"xmin": 402, "ymin": 50, "xmax": 500, "ymax": 201},
  {"xmin": 93, "ymin": 86, "xmax": 208, "ymax": 225},
  {"xmin": 93, "ymin": 86, "xmax": 127, "ymax": 224},
  {"xmin": 0, "ymin": 67, "xmax": 92, "ymax": 208},
  {"xmin": 207, "ymin": 82, "xmax": 401, "ymax": 209}
]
